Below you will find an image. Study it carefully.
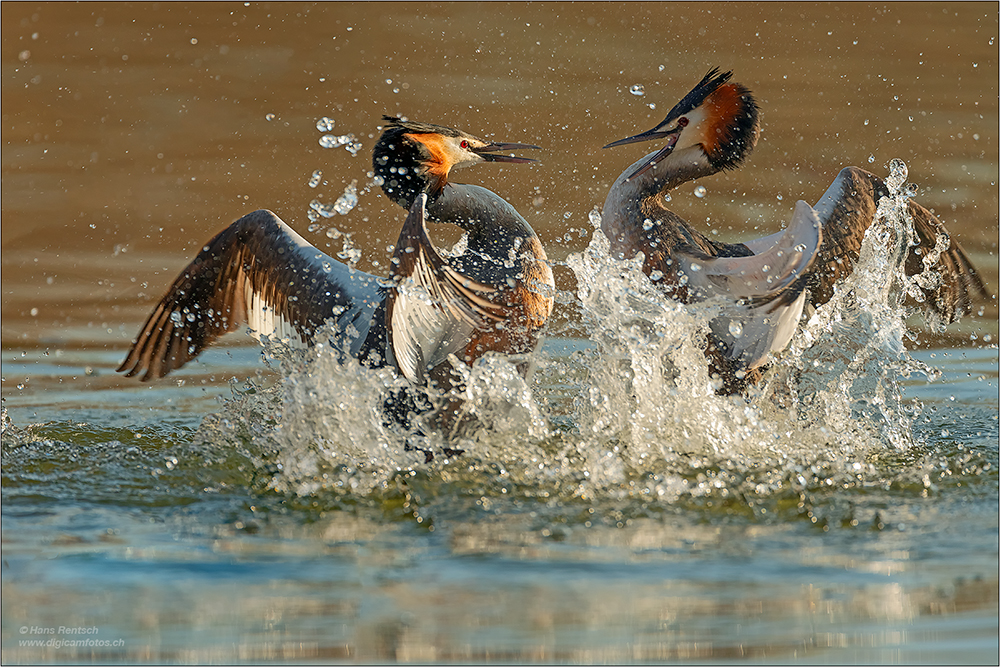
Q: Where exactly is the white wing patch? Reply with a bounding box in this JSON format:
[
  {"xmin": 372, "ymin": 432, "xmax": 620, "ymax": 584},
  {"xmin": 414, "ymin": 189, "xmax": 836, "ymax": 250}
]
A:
[
  {"xmin": 243, "ymin": 279, "xmax": 309, "ymax": 347},
  {"xmin": 682, "ymin": 200, "xmax": 823, "ymax": 369},
  {"xmin": 387, "ymin": 195, "xmax": 505, "ymax": 384}
]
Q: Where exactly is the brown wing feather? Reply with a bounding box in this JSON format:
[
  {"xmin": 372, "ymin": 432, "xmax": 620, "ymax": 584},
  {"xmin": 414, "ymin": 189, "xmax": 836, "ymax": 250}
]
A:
[
  {"xmin": 118, "ymin": 209, "xmax": 382, "ymax": 381},
  {"xmin": 807, "ymin": 167, "xmax": 990, "ymax": 322},
  {"xmin": 902, "ymin": 202, "xmax": 990, "ymax": 322}
]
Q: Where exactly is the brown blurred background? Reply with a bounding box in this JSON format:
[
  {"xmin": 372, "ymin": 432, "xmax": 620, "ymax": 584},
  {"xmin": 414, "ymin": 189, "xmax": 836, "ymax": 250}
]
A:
[{"xmin": 3, "ymin": 2, "xmax": 996, "ymax": 351}]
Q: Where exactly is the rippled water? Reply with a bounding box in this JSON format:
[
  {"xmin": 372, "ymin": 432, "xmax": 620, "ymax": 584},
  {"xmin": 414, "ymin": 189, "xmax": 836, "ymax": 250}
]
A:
[
  {"xmin": 3, "ymin": 3, "xmax": 998, "ymax": 664},
  {"xmin": 5, "ymin": 159, "xmax": 997, "ymax": 663}
]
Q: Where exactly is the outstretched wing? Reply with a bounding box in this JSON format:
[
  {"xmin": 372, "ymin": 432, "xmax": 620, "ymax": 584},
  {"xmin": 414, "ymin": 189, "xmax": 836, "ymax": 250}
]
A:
[
  {"xmin": 118, "ymin": 209, "xmax": 383, "ymax": 381},
  {"xmin": 386, "ymin": 194, "xmax": 506, "ymax": 384},
  {"xmin": 677, "ymin": 200, "xmax": 823, "ymax": 369},
  {"xmin": 744, "ymin": 167, "xmax": 989, "ymax": 323}
]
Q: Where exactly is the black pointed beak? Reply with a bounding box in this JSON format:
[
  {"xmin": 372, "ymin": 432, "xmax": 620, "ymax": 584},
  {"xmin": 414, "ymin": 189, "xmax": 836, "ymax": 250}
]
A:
[
  {"xmin": 604, "ymin": 125, "xmax": 681, "ymax": 181},
  {"xmin": 602, "ymin": 126, "xmax": 678, "ymax": 150},
  {"xmin": 475, "ymin": 142, "xmax": 542, "ymax": 163}
]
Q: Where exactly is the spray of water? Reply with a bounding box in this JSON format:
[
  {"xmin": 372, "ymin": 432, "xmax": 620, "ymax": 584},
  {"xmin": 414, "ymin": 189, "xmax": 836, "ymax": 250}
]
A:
[{"xmin": 199, "ymin": 160, "xmax": 952, "ymax": 503}]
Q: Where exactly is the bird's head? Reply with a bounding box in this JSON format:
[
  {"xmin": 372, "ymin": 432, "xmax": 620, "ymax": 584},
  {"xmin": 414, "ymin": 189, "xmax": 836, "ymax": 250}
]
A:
[
  {"xmin": 604, "ymin": 68, "xmax": 759, "ymax": 183},
  {"xmin": 374, "ymin": 116, "xmax": 540, "ymax": 206}
]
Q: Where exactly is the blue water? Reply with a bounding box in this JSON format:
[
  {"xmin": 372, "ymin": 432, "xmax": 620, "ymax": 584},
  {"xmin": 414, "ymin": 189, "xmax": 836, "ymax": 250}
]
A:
[{"xmin": 1, "ymin": 341, "xmax": 997, "ymax": 663}]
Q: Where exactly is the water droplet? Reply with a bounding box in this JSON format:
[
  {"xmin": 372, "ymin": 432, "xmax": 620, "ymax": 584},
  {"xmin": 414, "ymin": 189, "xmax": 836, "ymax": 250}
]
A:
[
  {"xmin": 629, "ymin": 84, "xmax": 645, "ymax": 96},
  {"xmin": 776, "ymin": 194, "xmax": 783, "ymax": 201},
  {"xmin": 319, "ymin": 133, "xmax": 363, "ymax": 155},
  {"xmin": 322, "ymin": 261, "xmax": 332, "ymax": 273},
  {"xmin": 308, "ymin": 170, "xmax": 322, "ymax": 188},
  {"xmin": 588, "ymin": 209, "xmax": 602, "ymax": 227},
  {"xmin": 689, "ymin": 262, "xmax": 702, "ymax": 272},
  {"xmin": 30, "ymin": 307, "xmax": 39, "ymax": 317},
  {"xmin": 864, "ymin": 119, "xmax": 869, "ymax": 126},
  {"xmin": 868, "ymin": 154, "xmax": 875, "ymax": 163},
  {"xmin": 309, "ymin": 199, "xmax": 337, "ymax": 218},
  {"xmin": 334, "ymin": 181, "xmax": 359, "ymax": 215},
  {"xmin": 319, "ymin": 134, "xmax": 346, "ymax": 148},
  {"xmin": 662, "ymin": 192, "xmax": 671, "ymax": 202},
  {"xmin": 694, "ymin": 185, "xmax": 707, "ymax": 198},
  {"xmin": 265, "ymin": 113, "xmax": 275, "ymax": 121},
  {"xmin": 658, "ymin": 64, "xmax": 665, "ymax": 71},
  {"xmin": 563, "ymin": 211, "xmax": 572, "ymax": 219},
  {"xmin": 316, "ymin": 117, "xmax": 335, "ymax": 132},
  {"xmin": 729, "ymin": 321, "xmax": 743, "ymax": 338},
  {"xmin": 308, "ymin": 223, "xmax": 321, "ymax": 233},
  {"xmin": 905, "ymin": 183, "xmax": 919, "ymax": 198},
  {"xmin": 886, "ymin": 158, "xmax": 908, "ymax": 191},
  {"xmin": 642, "ymin": 219, "xmax": 654, "ymax": 231},
  {"xmin": 649, "ymin": 270, "xmax": 663, "ymax": 281}
]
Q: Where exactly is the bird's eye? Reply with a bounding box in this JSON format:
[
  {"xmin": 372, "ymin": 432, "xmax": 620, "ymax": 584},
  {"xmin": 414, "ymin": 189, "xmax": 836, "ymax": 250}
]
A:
[
  {"xmin": 460, "ymin": 140, "xmax": 470, "ymax": 149},
  {"xmin": 677, "ymin": 117, "xmax": 689, "ymax": 128}
]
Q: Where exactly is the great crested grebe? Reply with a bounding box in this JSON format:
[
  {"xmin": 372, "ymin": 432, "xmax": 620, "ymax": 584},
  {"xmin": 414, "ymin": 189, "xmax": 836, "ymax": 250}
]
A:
[
  {"xmin": 602, "ymin": 68, "xmax": 989, "ymax": 393},
  {"xmin": 118, "ymin": 117, "xmax": 554, "ymax": 431}
]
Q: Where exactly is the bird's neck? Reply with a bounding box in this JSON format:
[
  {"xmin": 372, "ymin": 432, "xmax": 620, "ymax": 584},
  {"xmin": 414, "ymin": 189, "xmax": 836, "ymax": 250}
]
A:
[
  {"xmin": 601, "ymin": 150, "xmax": 714, "ymax": 261},
  {"xmin": 429, "ymin": 183, "xmax": 541, "ymax": 260},
  {"xmin": 433, "ymin": 183, "xmax": 551, "ymax": 300},
  {"xmin": 374, "ymin": 155, "xmax": 540, "ymax": 261}
]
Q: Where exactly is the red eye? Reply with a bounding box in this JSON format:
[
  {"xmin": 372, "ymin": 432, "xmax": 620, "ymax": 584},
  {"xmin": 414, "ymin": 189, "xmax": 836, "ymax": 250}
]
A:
[
  {"xmin": 677, "ymin": 117, "xmax": 689, "ymax": 128},
  {"xmin": 460, "ymin": 140, "xmax": 470, "ymax": 149}
]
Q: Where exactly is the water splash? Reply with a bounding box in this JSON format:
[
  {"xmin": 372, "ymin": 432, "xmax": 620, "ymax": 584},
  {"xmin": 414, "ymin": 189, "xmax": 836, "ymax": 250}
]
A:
[
  {"xmin": 766, "ymin": 158, "xmax": 934, "ymax": 449},
  {"xmin": 199, "ymin": 333, "xmax": 553, "ymax": 497},
  {"xmin": 200, "ymin": 160, "xmax": 958, "ymax": 505},
  {"xmin": 562, "ymin": 158, "xmax": 937, "ymax": 469}
]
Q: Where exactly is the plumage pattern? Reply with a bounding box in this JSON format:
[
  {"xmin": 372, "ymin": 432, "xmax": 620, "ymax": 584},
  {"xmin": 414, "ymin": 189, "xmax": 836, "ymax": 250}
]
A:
[
  {"xmin": 682, "ymin": 200, "xmax": 823, "ymax": 371},
  {"xmin": 602, "ymin": 69, "xmax": 990, "ymax": 393},
  {"xmin": 117, "ymin": 209, "xmax": 382, "ymax": 381},
  {"xmin": 119, "ymin": 116, "xmax": 553, "ymax": 407},
  {"xmin": 387, "ymin": 195, "xmax": 506, "ymax": 383},
  {"xmin": 809, "ymin": 167, "xmax": 987, "ymax": 322}
]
